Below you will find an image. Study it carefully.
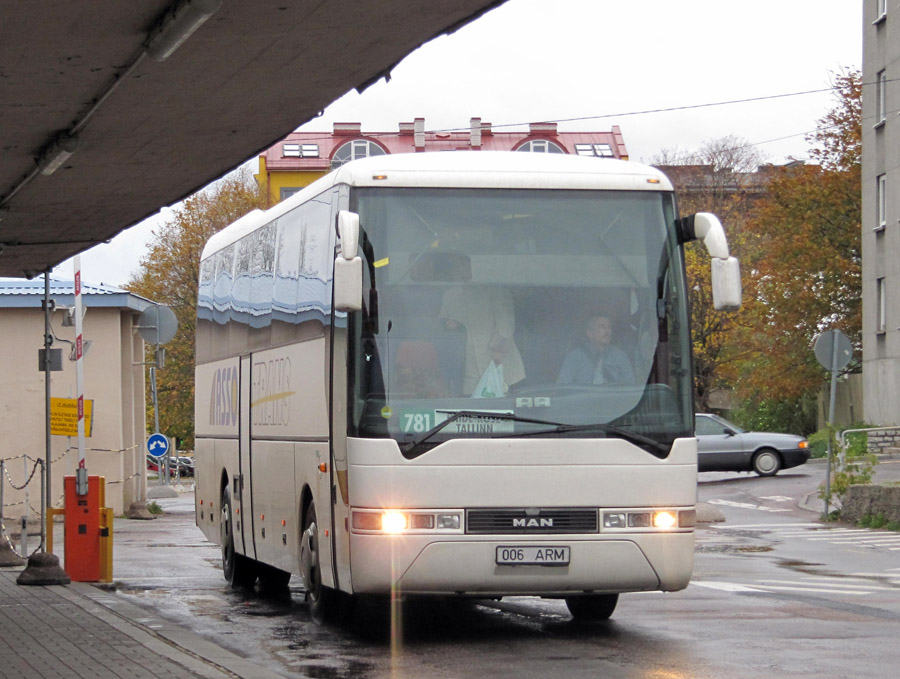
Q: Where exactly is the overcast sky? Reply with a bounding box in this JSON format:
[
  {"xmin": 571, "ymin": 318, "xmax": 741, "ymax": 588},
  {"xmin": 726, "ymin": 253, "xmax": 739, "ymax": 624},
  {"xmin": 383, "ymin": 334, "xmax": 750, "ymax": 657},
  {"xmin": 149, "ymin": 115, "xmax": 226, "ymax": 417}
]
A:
[{"xmin": 66, "ymin": 0, "xmax": 863, "ymax": 288}]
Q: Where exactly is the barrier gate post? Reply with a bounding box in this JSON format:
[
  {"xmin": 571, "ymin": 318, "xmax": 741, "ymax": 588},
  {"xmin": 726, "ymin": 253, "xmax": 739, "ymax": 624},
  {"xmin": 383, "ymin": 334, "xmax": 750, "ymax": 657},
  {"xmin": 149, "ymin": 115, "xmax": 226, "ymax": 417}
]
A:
[{"xmin": 63, "ymin": 475, "xmax": 112, "ymax": 582}]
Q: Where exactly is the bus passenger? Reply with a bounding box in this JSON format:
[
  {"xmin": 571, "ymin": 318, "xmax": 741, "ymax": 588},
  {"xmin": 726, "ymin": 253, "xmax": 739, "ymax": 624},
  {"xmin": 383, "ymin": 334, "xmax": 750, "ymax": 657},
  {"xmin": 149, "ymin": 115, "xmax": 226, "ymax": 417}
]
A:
[
  {"xmin": 557, "ymin": 315, "xmax": 634, "ymax": 385},
  {"xmin": 440, "ymin": 285, "xmax": 525, "ymax": 395}
]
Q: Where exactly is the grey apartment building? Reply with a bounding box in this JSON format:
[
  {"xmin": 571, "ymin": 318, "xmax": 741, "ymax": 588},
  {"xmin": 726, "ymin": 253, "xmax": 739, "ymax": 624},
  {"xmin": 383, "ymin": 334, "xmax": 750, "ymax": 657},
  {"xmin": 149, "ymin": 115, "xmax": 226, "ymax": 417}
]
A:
[{"xmin": 863, "ymin": 0, "xmax": 900, "ymax": 425}]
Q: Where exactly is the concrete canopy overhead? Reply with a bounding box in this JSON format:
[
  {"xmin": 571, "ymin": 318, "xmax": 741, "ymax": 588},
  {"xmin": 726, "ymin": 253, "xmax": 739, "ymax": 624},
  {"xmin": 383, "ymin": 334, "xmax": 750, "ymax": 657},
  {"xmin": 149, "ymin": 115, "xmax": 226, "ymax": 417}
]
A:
[{"xmin": 0, "ymin": 0, "xmax": 506, "ymax": 278}]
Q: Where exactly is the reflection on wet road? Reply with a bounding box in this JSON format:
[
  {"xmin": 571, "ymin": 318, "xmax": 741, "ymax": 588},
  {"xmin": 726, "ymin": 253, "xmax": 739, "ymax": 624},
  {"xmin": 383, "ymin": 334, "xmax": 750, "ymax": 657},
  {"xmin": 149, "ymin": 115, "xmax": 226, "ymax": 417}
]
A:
[{"xmin": 106, "ymin": 478, "xmax": 900, "ymax": 679}]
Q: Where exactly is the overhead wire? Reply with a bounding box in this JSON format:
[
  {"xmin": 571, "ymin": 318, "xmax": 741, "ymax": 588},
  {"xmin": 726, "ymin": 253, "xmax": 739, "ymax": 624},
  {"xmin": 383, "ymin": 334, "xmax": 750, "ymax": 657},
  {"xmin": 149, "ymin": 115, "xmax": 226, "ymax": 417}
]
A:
[{"xmin": 352, "ymin": 75, "xmax": 877, "ymax": 158}]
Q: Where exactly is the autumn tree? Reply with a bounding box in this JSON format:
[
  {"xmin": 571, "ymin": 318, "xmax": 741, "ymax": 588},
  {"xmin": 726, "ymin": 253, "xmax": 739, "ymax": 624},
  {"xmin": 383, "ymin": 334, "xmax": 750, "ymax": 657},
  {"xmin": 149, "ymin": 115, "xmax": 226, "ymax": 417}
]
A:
[
  {"xmin": 652, "ymin": 136, "xmax": 765, "ymax": 411},
  {"xmin": 126, "ymin": 167, "xmax": 265, "ymax": 448},
  {"xmin": 733, "ymin": 69, "xmax": 861, "ymax": 432}
]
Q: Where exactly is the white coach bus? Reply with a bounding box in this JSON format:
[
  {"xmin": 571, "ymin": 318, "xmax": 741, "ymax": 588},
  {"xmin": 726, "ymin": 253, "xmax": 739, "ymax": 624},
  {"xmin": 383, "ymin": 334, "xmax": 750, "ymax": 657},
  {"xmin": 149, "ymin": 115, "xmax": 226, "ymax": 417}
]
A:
[{"xmin": 194, "ymin": 151, "xmax": 741, "ymax": 622}]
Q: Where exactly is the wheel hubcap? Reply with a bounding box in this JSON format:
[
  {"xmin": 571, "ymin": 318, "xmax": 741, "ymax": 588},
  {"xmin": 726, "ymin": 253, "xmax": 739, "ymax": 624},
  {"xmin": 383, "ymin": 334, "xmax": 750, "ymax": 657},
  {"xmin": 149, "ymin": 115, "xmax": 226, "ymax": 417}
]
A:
[
  {"xmin": 221, "ymin": 506, "xmax": 233, "ymax": 567},
  {"xmin": 758, "ymin": 453, "xmax": 776, "ymax": 473},
  {"xmin": 300, "ymin": 521, "xmax": 320, "ymax": 598}
]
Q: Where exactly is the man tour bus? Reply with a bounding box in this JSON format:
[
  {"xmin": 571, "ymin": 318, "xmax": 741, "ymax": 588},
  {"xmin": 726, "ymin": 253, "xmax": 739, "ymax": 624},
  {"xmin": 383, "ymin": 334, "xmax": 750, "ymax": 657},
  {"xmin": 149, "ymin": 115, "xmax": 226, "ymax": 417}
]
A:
[{"xmin": 194, "ymin": 151, "xmax": 741, "ymax": 622}]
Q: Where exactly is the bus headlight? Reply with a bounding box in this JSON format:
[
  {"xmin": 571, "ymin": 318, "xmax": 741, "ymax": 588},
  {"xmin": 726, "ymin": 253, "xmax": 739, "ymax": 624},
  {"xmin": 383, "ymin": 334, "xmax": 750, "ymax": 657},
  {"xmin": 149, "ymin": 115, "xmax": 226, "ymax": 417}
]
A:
[
  {"xmin": 436, "ymin": 513, "xmax": 460, "ymax": 530},
  {"xmin": 351, "ymin": 509, "xmax": 462, "ymax": 534},
  {"xmin": 602, "ymin": 508, "xmax": 693, "ymax": 532},
  {"xmin": 381, "ymin": 511, "xmax": 408, "ymax": 533},
  {"xmin": 652, "ymin": 510, "xmax": 677, "ymax": 530}
]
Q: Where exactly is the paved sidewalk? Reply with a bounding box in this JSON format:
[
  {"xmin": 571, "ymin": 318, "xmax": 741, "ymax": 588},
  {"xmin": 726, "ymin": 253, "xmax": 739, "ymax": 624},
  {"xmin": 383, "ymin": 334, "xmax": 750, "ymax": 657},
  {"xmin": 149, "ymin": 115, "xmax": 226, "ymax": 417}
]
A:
[{"xmin": 0, "ymin": 564, "xmax": 281, "ymax": 679}]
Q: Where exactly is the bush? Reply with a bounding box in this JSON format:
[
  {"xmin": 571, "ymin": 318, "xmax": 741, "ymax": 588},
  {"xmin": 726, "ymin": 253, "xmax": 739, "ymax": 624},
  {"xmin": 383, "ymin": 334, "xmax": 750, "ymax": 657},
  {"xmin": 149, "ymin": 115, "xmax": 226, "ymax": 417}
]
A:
[
  {"xmin": 817, "ymin": 425, "xmax": 878, "ymax": 509},
  {"xmin": 808, "ymin": 429, "xmax": 830, "ymax": 459},
  {"xmin": 808, "ymin": 425, "xmax": 869, "ymax": 459},
  {"xmin": 729, "ymin": 394, "xmax": 817, "ymax": 436},
  {"xmin": 858, "ymin": 514, "xmax": 900, "ymax": 531}
]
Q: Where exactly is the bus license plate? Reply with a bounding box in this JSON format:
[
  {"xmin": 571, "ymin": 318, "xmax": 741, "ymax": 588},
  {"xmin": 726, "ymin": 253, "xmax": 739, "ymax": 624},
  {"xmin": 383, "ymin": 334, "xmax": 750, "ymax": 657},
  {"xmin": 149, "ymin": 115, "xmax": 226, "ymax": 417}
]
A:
[{"xmin": 496, "ymin": 546, "xmax": 570, "ymax": 566}]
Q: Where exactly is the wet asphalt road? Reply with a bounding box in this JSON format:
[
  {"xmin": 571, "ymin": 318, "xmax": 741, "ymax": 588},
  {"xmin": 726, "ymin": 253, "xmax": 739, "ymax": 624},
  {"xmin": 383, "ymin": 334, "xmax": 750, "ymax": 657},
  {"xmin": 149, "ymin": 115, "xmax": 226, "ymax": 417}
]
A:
[{"xmin": 102, "ymin": 460, "xmax": 900, "ymax": 679}]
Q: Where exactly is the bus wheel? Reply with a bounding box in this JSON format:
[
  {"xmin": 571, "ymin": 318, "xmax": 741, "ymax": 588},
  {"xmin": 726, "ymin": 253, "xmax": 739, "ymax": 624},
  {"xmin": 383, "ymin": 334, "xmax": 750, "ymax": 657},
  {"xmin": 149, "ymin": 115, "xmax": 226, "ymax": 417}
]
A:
[
  {"xmin": 221, "ymin": 488, "xmax": 256, "ymax": 589},
  {"xmin": 565, "ymin": 593, "xmax": 618, "ymax": 622},
  {"xmin": 300, "ymin": 502, "xmax": 337, "ymax": 623}
]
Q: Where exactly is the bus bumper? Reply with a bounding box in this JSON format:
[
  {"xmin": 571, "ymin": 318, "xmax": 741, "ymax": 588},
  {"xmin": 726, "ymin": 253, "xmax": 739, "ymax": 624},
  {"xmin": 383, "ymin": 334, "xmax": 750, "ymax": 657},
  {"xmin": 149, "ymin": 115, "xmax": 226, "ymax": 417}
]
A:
[{"xmin": 348, "ymin": 532, "xmax": 694, "ymax": 596}]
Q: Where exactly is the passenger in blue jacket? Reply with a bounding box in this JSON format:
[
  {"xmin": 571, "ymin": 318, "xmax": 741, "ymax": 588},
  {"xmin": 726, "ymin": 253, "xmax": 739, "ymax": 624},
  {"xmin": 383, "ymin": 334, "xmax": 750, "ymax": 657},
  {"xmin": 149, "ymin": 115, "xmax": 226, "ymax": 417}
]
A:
[{"xmin": 557, "ymin": 315, "xmax": 634, "ymax": 385}]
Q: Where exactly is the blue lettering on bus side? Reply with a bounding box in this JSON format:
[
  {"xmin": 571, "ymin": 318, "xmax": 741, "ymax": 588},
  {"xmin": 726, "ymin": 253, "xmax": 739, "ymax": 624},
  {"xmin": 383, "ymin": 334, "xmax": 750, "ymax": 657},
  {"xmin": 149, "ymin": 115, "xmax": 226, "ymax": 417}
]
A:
[{"xmin": 209, "ymin": 365, "xmax": 238, "ymax": 427}]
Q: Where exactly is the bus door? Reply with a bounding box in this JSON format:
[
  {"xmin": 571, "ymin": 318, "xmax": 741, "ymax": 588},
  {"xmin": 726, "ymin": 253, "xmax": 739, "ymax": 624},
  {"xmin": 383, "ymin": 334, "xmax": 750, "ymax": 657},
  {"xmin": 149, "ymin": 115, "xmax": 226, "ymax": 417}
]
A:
[{"xmin": 239, "ymin": 355, "xmax": 256, "ymax": 560}]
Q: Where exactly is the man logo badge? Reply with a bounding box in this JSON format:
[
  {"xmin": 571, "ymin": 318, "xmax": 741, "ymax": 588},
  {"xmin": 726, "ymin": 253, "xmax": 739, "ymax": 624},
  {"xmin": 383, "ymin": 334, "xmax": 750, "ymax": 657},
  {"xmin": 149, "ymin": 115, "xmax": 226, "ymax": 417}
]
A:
[{"xmin": 513, "ymin": 517, "xmax": 554, "ymax": 528}]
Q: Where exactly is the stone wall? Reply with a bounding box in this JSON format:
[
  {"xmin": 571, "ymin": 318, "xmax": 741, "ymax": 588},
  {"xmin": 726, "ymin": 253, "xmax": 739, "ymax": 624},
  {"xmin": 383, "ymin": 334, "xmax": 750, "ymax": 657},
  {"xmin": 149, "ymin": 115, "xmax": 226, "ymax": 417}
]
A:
[
  {"xmin": 841, "ymin": 485, "xmax": 900, "ymax": 524},
  {"xmin": 865, "ymin": 428, "xmax": 900, "ymax": 453}
]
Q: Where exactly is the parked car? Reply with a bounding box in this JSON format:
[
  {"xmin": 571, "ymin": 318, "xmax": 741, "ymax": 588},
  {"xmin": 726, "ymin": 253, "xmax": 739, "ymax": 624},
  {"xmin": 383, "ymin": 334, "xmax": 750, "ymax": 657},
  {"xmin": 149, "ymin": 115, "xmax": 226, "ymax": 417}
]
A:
[
  {"xmin": 146, "ymin": 454, "xmax": 174, "ymax": 476},
  {"xmin": 146, "ymin": 454, "xmax": 193, "ymax": 477},
  {"xmin": 174, "ymin": 456, "xmax": 194, "ymax": 477},
  {"xmin": 695, "ymin": 413, "xmax": 810, "ymax": 476}
]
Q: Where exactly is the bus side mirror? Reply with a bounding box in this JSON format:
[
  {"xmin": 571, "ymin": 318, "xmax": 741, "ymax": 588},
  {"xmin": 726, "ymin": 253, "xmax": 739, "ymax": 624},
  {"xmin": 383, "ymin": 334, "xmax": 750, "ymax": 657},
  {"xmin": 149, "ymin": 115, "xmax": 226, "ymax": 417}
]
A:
[
  {"xmin": 681, "ymin": 213, "xmax": 742, "ymax": 312},
  {"xmin": 711, "ymin": 256, "xmax": 741, "ymax": 312},
  {"xmin": 334, "ymin": 211, "xmax": 363, "ymax": 311}
]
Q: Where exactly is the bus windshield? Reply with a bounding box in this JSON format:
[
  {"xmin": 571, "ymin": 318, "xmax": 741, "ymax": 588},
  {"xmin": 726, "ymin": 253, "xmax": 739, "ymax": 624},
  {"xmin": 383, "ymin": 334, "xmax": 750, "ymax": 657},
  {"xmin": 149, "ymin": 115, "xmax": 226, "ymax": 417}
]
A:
[{"xmin": 347, "ymin": 187, "xmax": 692, "ymax": 456}]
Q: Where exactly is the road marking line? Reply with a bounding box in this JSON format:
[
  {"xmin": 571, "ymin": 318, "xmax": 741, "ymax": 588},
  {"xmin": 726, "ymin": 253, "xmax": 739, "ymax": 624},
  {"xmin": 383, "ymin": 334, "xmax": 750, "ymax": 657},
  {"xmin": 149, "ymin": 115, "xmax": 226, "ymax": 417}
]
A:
[
  {"xmin": 691, "ymin": 581, "xmax": 763, "ymax": 593},
  {"xmin": 753, "ymin": 585, "xmax": 870, "ymax": 596},
  {"xmin": 713, "ymin": 523, "xmax": 819, "ymax": 529},
  {"xmin": 759, "ymin": 579, "xmax": 892, "ymax": 591}
]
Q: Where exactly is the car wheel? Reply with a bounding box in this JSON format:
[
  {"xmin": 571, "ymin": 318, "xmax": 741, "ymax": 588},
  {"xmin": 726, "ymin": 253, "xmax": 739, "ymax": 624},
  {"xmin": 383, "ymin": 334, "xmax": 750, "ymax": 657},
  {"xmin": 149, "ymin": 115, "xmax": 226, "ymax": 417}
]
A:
[
  {"xmin": 565, "ymin": 593, "xmax": 619, "ymax": 621},
  {"xmin": 299, "ymin": 502, "xmax": 341, "ymax": 623},
  {"xmin": 221, "ymin": 487, "xmax": 257, "ymax": 588},
  {"xmin": 752, "ymin": 448, "xmax": 782, "ymax": 477}
]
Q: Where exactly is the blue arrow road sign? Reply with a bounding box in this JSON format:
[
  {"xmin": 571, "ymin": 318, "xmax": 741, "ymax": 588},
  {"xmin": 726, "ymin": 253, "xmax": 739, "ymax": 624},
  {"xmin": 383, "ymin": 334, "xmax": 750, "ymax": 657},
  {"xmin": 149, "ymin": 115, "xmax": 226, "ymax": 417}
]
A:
[{"xmin": 147, "ymin": 433, "xmax": 169, "ymax": 457}]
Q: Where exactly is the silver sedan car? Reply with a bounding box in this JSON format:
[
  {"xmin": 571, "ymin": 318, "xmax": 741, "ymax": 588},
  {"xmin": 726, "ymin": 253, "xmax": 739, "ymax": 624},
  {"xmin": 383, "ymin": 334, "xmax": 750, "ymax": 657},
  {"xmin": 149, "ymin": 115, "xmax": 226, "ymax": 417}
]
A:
[{"xmin": 695, "ymin": 413, "xmax": 811, "ymax": 476}]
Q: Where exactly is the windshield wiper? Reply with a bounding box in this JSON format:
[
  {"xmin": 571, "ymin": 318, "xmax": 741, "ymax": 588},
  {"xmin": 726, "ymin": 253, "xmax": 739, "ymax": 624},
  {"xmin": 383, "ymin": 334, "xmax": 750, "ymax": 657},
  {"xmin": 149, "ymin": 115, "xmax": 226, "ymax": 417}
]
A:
[
  {"xmin": 399, "ymin": 410, "xmax": 565, "ymax": 458},
  {"xmin": 510, "ymin": 422, "xmax": 669, "ymax": 454},
  {"xmin": 399, "ymin": 411, "xmax": 668, "ymax": 458}
]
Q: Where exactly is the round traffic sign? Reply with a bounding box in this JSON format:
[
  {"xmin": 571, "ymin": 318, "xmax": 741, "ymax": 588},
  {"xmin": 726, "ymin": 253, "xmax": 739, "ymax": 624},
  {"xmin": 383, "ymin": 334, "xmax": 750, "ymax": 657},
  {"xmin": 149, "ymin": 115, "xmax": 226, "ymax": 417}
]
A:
[
  {"xmin": 147, "ymin": 433, "xmax": 170, "ymax": 457},
  {"xmin": 138, "ymin": 305, "xmax": 178, "ymax": 345},
  {"xmin": 814, "ymin": 329, "xmax": 852, "ymax": 372}
]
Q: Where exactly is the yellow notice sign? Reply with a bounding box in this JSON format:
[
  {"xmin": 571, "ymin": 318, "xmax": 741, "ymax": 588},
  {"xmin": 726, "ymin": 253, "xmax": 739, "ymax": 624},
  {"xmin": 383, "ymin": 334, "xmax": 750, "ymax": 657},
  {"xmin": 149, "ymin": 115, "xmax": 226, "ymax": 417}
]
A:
[{"xmin": 50, "ymin": 397, "xmax": 94, "ymax": 437}]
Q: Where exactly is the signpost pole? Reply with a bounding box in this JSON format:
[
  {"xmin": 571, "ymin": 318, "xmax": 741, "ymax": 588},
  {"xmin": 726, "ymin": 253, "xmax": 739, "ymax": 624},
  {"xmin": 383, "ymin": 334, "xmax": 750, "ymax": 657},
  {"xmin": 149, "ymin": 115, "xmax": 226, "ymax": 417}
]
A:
[
  {"xmin": 43, "ymin": 270, "xmax": 52, "ymax": 551},
  {"xmin": 74, "ymin": 256, "xmax": 88, "ymax": 496},
  {"xmin": 814, "ymin": 328, "xmax": 852, "ymax": 519},
  {"xmin": 823, "ymin": 332, "xmax": 839, "ymax": 518}
]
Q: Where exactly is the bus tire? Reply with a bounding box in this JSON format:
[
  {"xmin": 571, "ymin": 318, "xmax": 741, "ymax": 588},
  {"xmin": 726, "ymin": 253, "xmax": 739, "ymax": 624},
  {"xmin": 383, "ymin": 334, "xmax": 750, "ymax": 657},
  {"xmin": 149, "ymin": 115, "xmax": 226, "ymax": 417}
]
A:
[
  {"xmin": 300, "ymin": 502, "xmax": 338, "ymax": 623},
  {"xmin": 752, "ymin": 448, "xmax": 782, "ymax": 477},
  {"xmin": 221, "ymin": 487, "xmax": 256, "ymax": 589},
  {"xmin": 565, "ymin": 593, "xmax": 618, "ymax": 622}
]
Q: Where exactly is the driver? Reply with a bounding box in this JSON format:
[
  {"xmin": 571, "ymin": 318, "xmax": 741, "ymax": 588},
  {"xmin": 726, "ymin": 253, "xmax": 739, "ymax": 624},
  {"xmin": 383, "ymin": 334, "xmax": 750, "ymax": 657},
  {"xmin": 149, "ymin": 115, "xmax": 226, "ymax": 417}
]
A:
[{"xmin": 557, "ymin": 315, "xmax": 634, "ymax": 385}]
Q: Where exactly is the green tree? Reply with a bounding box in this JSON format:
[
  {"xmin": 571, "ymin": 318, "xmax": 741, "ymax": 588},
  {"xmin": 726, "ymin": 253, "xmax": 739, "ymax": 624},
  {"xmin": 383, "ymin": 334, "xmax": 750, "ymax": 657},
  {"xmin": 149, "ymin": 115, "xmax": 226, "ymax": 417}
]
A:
[
  {"xmin": 653, "ymin": 136, "xmax": 764, "ymax": 411},
  {"xmin": 734, "ymin": 69, "xmax": 861, "ymax": 431},
  {"xmin": 126, "ymin": 168, "xmax": 265, "ymax": 448}
]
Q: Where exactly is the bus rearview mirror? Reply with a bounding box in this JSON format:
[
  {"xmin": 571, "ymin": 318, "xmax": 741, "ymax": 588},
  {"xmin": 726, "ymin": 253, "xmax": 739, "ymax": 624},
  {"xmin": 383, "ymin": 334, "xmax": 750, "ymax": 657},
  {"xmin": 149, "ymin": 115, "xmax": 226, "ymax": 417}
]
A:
[
  {"xmin": 337, "ymin": 210, "xmax": 360, "ymax": 260},
  {"xmin": 711, "ymin": 256, "xmax": 742, "ymax": 311},
  {"xmin": 334, "ymin": 256, "xmax": 363, "ymax": 311}
]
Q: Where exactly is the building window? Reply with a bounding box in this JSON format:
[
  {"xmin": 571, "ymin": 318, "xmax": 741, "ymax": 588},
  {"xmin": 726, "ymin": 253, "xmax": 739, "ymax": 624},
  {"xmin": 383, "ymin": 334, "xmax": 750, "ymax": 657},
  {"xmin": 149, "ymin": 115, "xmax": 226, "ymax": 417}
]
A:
[
  {"xmin": 877, "ymin": 277, "xmax": 887, "ymax": 333},
  {"xmin": 280, "ymin": 187, "xmax": 302, "ymax": 201},
  {"xmin": 331, "ymin": 139, "xmax": 386, "ymax": 169},
  {"xmin": 283, "ymin": 143, "xmax": 319, "ymax": 158},
  {"xmin": 516, "ymin": 139, "xmax": 565, "ymax": 154},
  {"xmin": 876, "ymin": 0, "xmax": 887, "ymax": 22},
  {"xmin": 574, "ymin": 143, "xmax": 615, "ymax": 157},
  {"xmin": 877, "ymin": 70, "xmax": 887, "ymax": 125},
  {"xmin": 878, "ymin": 174, "xmax": 887, "ymax": 230}
]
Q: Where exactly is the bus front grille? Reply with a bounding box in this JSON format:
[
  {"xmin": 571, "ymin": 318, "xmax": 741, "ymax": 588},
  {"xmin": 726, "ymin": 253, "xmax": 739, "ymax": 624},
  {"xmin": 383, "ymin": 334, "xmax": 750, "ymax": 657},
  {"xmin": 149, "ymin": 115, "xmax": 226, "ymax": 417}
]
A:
[{"xmin": 466, "ymin": 509, "xmax": 598, "ymax": 534}]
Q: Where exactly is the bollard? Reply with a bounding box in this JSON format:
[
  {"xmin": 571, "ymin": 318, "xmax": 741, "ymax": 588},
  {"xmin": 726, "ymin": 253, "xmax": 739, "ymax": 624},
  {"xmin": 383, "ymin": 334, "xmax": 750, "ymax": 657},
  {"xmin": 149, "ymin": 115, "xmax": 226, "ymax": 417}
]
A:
[
  {"xmin": 0, "ymin": 460, "xmax": 27, "ymax": 568},
  {"xmin": 21, "ymin": 457, "xmax": 28, "ymax": 558},
  {"xmin": 99, "ymin": 506, "xmax": 114, "ymax": 582}
]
